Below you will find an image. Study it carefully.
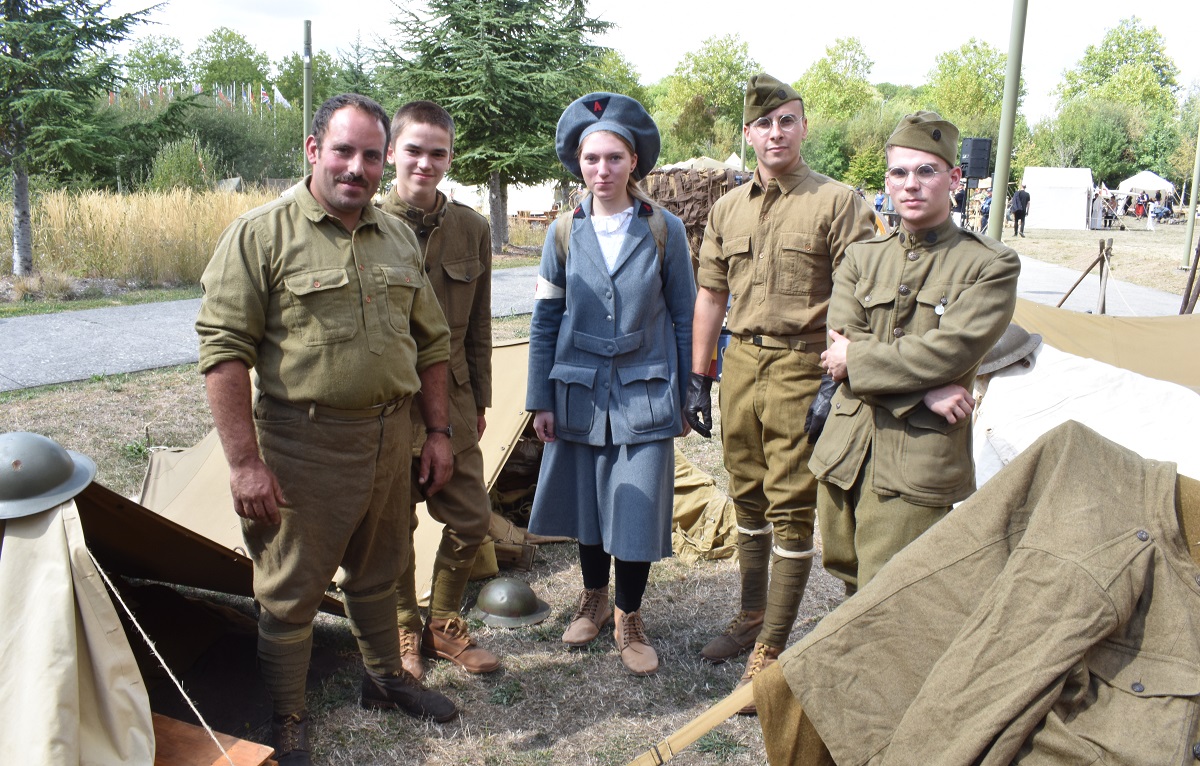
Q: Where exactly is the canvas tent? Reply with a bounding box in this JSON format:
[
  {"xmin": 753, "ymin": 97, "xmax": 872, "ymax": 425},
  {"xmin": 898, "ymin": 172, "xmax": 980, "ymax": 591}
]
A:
[
  {"xmin": 1020, "ymin": 166, "xmax": 1094, "ymax": 231},
  {"xmin": 1118, "ymin": 169, "xmax": 1175, "ymax": 195}
]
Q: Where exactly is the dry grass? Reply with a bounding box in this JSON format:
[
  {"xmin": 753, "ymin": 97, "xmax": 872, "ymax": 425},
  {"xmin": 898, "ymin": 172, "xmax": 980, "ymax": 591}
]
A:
[
  {"xmin": 1006, "ymin": 218, "xmax": 1196, "ymax": 296},
  {"xmin": 0, "ymin": 188, "xmax": 277, "ymax": 283},
  {"xmin": 0, "ymin": 330, "xmax": 846, "ymax": 763}
]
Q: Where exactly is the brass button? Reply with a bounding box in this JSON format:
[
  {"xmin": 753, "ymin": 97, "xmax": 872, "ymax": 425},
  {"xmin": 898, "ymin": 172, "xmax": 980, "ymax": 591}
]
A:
[
  {"xmin": 907, "ymin": 251, "xmax": 918, "ymax": 261},
  {"xmin": 313, "ymin": 280, "xmax": 321, "ymax": 288},
  {"xmin": 1131, "ymin": 682, "xmax": 1145, "ymax": 693},
  {"xmin": 1136, "ymin": 530, "xmax": 1149, "ymax": 541},
  {"xmin": 893, "ymin": 328, "xmax": 904, "ymax": 338},
  {"xmin": 898, "ymin": 285, "xmax": 910, "ymax": 296}
]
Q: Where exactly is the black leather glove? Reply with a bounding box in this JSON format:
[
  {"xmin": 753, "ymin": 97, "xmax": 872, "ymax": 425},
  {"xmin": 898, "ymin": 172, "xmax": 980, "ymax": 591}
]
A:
[
  {"xmin": 684, "ymin": 372, "xmax": 715, "ymax": 438},
  {"xmin": 804, "ymin": 375, "xmax": 838, "ymax": 445}
]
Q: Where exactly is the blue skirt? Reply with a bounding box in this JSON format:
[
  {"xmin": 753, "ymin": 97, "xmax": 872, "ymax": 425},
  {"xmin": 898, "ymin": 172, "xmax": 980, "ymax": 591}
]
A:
[{"xmin": 528, "ymin": 436, "xmax": 674, "ymax": 562}]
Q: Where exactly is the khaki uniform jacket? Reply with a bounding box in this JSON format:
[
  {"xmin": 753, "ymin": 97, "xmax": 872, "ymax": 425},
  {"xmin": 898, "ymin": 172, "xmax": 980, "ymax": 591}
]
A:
[
  {"xmin": 782, "ymin": 421, "xmax": 1200, "ymax": 765},
  {"xmin": 809, "ymin": 219, "xmax": 1019, "ymax": 506},
  {"xmin": 697, "ymin": 158, "xmax": 878, "ymax": 337},
  {"xmin": 196, "ymin": 179, "xmax": 450, "ymax": 409},
  {"xmin": 380, "ymin": 189, "xmax": 491, "ymax": 454}
]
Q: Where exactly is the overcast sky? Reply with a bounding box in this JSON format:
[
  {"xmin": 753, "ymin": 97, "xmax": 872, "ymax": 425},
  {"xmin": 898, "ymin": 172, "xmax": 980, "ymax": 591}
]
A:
[{"xmin": 108, "ymin": 0, "xmax": 1200, "ymax": 124}]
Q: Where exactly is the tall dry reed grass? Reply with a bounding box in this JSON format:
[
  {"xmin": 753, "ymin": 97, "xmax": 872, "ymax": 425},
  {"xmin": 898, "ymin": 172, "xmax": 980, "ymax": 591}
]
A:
[{"xmin": 1, "ymin": 188, "xmax": 277, "ymax": 283}]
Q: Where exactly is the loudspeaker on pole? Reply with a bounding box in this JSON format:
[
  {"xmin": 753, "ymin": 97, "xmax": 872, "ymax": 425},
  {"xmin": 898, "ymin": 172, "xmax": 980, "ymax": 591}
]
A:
[{"xmin": 960, "ymin": 137, "xmax": 992, "ymax": 179}]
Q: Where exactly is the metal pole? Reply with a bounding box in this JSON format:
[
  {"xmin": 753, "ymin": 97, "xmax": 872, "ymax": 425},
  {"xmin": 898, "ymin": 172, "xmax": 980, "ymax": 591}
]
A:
[
  {"xmin": 303, "ymin": 20, "xmax": 312, "ymax": 176},
  {"xmin": 987, "ymin": 0, "xmax": 1028, "ymax": 242},
  {"xmin": 1181, "ymin": 116, "xmax": 1200, "ymax": 268}
]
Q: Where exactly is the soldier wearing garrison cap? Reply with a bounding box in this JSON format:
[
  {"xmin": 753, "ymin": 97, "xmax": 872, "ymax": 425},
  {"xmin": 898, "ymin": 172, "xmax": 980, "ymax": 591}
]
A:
[
  {"xmin": 808, "ymin": 111, "xmax": 1021, "ymax": 597},
  {"xmin": 686, "ymin": 72, "xmax": 879, "ymax": 713}
]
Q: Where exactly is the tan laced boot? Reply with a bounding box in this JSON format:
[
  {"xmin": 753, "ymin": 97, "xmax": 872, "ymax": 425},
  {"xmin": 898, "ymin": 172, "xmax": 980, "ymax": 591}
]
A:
[
  {"xmin": 562, "ymin": 587, "xmax": 611, "ymax": 647},
  {"xmin": 422, "ymin": 616, "xmax": 501, "ymax": 674},
  {"xmin": 397, "ymin": 626, "xmax": 424, "ymax": 681},
  {"xmin": 735, "ymin": 642, "xmax": 781, "ymax": 715},
  {"xmin": 700, "ymin": 609, "xmax": 765, "ymax": 664},
  {"xmin": 614, "ymin": 607, "xmax": 658, "ymax": 676}
]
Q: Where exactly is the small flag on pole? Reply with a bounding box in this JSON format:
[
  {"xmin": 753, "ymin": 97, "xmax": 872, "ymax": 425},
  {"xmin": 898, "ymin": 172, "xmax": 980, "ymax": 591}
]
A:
[{"xmin": 273, "ymin": 84, "xmax": 292, "ymax": 110}]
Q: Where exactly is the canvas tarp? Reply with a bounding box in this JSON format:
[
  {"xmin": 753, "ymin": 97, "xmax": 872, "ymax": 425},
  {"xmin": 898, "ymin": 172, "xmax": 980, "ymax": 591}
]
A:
[
  {"xmin": 1020, "ymin": 166, "xmax": 1094, "ymax": 231},
  {"xmin": 1012, "ymin": 298, "xmax": 1200, "ymax": 390},
  {"xmin": 0, "ymin": 501, "xmax": 155, "ymax": 765}
]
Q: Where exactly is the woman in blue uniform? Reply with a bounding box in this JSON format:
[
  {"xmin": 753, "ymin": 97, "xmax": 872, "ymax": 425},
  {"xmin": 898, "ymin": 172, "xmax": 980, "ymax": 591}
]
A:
[{"xmin": 526, "ymin": 93, "xmax": 695, "ymax": 676}]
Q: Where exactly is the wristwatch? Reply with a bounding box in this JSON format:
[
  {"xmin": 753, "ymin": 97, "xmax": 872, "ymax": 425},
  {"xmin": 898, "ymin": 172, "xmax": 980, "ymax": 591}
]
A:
[{"xmin": 426, "ymin": 425, "xmax": 453, "ymax": 438}]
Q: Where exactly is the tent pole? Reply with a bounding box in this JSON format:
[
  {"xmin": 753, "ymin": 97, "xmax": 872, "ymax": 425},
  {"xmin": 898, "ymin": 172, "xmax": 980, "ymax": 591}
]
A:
[{"xmin": 987, "ymin": 0, "xmax": 1028, "ymax": 242}]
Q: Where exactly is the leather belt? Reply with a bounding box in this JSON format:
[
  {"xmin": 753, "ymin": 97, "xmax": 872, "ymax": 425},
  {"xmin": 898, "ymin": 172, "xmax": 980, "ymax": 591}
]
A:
[
  {"xmin": 735, "ymin": 332, "xmax": 825, "ymax": 351},
  {"xmin": 264, "ymin": 394, "xmax": 410, "ymax": 421}
]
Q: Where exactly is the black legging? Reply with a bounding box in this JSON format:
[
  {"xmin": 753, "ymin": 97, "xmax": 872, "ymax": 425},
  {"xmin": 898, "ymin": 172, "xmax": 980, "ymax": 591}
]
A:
[{"xmin": 578, "ymin": 542, "xmax": 651, "ymax": 613}]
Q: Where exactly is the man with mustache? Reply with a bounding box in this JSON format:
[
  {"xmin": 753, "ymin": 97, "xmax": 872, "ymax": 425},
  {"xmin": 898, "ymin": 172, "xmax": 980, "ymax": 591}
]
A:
[
  {"xmin": 197, "ymin": 93, "xmax": 457, "ymax": 765},
  {"xmin": 810, "ymin": 111, "xmax": 1019, "ymax": 595}
]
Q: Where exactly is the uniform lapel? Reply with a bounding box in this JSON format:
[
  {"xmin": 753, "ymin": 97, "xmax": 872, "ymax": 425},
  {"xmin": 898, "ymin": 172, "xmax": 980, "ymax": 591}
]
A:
[{"xmin": 610, "ymin": 213, "xmax": 650, "ymax": 275}]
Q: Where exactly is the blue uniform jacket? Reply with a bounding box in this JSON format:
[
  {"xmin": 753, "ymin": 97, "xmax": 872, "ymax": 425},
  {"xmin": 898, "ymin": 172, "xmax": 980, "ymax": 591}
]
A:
[{"xmin": 526, "ymin": 197, "xmax": 695, "ymax": 447}]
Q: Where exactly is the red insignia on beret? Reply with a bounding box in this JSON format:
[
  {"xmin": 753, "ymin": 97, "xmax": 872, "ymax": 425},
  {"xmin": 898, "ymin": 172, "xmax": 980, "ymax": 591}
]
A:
[{"xmin": 590, "ymin": 96, "xmax": 610, "ymax": 116}]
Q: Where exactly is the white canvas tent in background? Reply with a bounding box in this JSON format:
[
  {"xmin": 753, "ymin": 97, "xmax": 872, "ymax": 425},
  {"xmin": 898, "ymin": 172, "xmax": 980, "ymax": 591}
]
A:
[
  {"xmin": 1118, "ymin": 170, "xmax": 1175, "ymax": 196},
  {"xmin": 1020, "ymin": 166, "xmax": 1094, "ymax": 230}
]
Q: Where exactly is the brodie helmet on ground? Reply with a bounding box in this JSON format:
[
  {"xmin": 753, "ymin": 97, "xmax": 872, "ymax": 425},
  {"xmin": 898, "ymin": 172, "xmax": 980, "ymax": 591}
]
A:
[
  {"xmin": 469, "ymin": 576, "xmax": 552, "ymax": 628},
  {"xmin": 0, "ymin": 431, "xmax": 97, "ymax": 520}
]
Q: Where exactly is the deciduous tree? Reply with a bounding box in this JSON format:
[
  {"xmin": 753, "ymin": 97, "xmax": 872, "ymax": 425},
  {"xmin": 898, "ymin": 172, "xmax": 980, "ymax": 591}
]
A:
[
  {"xmin": 274, "ymin": 49, "xmax": 337, "ymax": 106},
  {"xmin": 124, "ymin": 34, "xmax": 186, "ymax": 88},
  {"xmin": 795, "ymin": 37, "xmax": 877, "ymax": 121},
  {"xmin": 1059, "ymin": 16, "xmax": 1179, "ymax": 104},
  {"xmin": 926, "ymin": 38, "xmax": 1015, "ymax": 126},
  {"xmin": 189, "ymin": 26, "xmax": 269, "ymax": 89}
]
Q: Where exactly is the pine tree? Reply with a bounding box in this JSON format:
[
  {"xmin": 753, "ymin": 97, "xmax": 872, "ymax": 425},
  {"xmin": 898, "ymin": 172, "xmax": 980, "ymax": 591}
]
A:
[
  {"xmin": 378, "ymin": 0, "xmax": 610, "ymax": 251},
  {"xmin": 1, "ymin": 0, "xmax": 146, "ymax": 275}
]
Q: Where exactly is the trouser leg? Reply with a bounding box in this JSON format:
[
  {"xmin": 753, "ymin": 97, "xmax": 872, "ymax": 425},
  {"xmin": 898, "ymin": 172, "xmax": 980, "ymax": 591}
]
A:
[
  {"xmin": 258, "ymin": 611, "xmax": 314, "ymax": 716},
  {"xmin": 759, "ymin": 539, "xmax": 814, "ymax": 648},
  {"xmin": 344, "ymin": 585, "xmax": 402, "ymax": 676},
  {"xmin": 394, "ymin": 506, "xmax": 424, "ymax": 634},
  {"xmin": 415, "ymin": 444, "xmax": 492, "ymax": 622},
  {"xmin": 735, "ymin": 520, "xmax": 772, "ymax": 611}
]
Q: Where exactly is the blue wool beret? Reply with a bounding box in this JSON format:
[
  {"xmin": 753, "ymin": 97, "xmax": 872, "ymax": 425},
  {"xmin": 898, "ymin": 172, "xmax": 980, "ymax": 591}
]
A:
[{"xmin": 556, "ymin": 92, "xmax": 660, "ymax": 180}]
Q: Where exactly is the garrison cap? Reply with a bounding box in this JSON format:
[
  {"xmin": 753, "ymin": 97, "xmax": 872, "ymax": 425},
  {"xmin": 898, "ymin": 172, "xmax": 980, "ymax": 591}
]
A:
[
  {"xmin": 979, "ymin": 323, "xmax": 1042, "ymax": 375},
  {"xmin": 886, "ymin": 111, "xmax": 960, "ymax": 169},
  {"xmin": 556, "ymin": 92, "xmax": 660, "ymax": 181},
  {"xmin": 743, "ymin": 73, "xmax": 803, "ymax": 124}
]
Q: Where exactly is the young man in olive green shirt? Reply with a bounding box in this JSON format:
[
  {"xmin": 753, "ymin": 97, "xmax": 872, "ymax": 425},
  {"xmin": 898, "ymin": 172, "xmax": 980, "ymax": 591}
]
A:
[
  {"xmin": 810, "ymin": 111, "xmax": 1019, "ymax": 593},
  {"xmin": 379, "ymin": 101, "xmax": 500, "ymax": 677}
]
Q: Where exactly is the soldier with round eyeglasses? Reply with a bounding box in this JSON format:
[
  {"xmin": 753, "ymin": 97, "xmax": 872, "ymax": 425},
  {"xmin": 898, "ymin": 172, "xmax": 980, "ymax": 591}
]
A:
[
  {"xmin": 685, "ymin": 73, "xmax": 878, "ymax": 714},
  {"xmin": 809, "ymin": 111, "xmax": 1020, "ymax": 595}
]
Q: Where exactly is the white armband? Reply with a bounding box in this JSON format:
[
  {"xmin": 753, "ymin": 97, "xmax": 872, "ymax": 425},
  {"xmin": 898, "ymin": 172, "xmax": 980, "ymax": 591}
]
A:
[{"xmin": 534, "ymin": 275, "xmax": 565, "ymax": 300}]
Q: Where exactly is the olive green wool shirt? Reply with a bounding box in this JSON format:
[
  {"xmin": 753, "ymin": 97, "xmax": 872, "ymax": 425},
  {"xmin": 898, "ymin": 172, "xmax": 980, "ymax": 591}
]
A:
[{"xmin": 197, "ymin": 179, "xmax": 450, "ymax": 410}]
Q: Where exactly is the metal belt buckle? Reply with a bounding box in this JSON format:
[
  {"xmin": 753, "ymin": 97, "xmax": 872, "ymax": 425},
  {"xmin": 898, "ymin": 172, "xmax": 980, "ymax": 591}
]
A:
[{"xmin": 752, "ymin": 334, "xmax": 765, "ymax": 347}]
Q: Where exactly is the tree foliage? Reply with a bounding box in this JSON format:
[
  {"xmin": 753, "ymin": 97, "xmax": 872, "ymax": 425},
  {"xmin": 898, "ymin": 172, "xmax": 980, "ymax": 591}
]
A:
[
  {"xmin": 189, "ymin": 26, "xmax": 269, "ymax": 87},
  {"xmin": 123, "ymin": 34, "xmax": 186, "ymax": 87},
  {"xmin": 655, "ymin": 35, "xmax": 757, "ymax": 163},
  {"xmin": 333, "ymin": 34, "xmax": 382, "ymax": 104},
  {"xmin": 378, "ymin": 0, "xmax": 610, "ymax": 249},
  {"xmin": 274, "ymin": 49, "xmax": 338, "ymax": 106},
  {"xmin": 1, "ymin": 0, "xmax": 151, "ymax": 274},
  {"xmin": 795, "ymin": 37, "xmax": 876, "ymax": 121},
  {"xmin": 1059, "ymin": 16, "xmax": 1179, "ymax": 105},
  {"xmin": 926, "ymin": 38, "xmax": 1015, "ymax": 125}
]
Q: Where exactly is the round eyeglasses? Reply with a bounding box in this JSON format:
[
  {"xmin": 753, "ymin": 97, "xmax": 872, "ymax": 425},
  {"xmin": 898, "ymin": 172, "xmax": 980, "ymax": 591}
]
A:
[
  {"xmin": 749, "ymin": 114, "xmax": 802, "ymax": 136},
  {"xmin": 885, "ymin": 164, "xmax": 951, "ymax": 187}
]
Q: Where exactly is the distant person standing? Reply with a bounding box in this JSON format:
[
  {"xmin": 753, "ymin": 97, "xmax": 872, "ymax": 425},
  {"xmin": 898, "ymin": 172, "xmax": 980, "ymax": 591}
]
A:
[
  {"xmin": 1011, "ymin": 183, "xmax": 1031, "ymax": 237},
  {"xmin": 979, "ymin": 189, "xmax": 993, "ymax": 232},
  {"xmin": 874, "ymin": 190, "xmax": 885, "ymax": 212}
]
